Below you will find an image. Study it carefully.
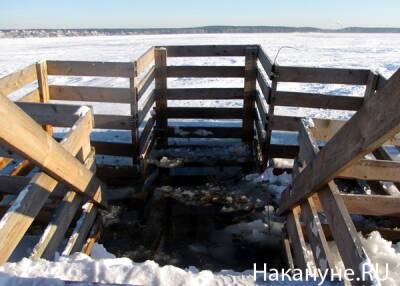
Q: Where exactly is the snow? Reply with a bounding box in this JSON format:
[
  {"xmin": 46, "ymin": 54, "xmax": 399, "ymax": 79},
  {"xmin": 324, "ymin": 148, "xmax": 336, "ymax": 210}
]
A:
[
  {"xmin": 1, "ymin": 33, "xmax": 400, "ymax": 285},
  {"xmin": 0, "ymin": 250, "xmax": 258, "ymax": 285},
  {"xmin": 361, "ymin": 231, "xmax": 400, "ymax": 286}
]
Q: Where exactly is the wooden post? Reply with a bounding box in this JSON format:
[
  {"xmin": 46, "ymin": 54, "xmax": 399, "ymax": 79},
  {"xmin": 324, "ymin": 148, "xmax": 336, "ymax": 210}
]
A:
[
  {"xmin": 130, "ymin": 62, "xmax": 139, "ymax": 165},
  {"xmin": 36, "ymin": 61, "xmax": 53, "ymax": 134},
  {"xmin": 278, "ymin": 68, "xmax": 400, "ymax": 215},
  {"xmin": 264, "ymin": 66, "xmax": 278, "ymax": 162},
  {"xmin": 296, "ymin": 119, "xmax": 375, "ymax": 285},
  {"xmin": 154, "ymin": 48, "xmax": 168, "ymax": 148},
  {"xmin": 243, "ymin": 47, "xmax": 257, "ymax": 142},
  {"xmin": 364, "ymin": 70, "xmax": 379, "ymax": 101}
]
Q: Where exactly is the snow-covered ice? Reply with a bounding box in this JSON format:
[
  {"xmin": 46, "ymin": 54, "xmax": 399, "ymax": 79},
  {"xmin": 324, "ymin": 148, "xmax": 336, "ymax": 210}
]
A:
[{"xmin": 1, "ymin": 33, "xmax": 400, "ymax": 285}]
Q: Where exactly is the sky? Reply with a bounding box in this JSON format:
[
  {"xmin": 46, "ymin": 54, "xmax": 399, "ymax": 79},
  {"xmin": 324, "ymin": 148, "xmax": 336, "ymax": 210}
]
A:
[{"xmin": 0, "ymin": 0, "xmax": 399, "ymax": 29}]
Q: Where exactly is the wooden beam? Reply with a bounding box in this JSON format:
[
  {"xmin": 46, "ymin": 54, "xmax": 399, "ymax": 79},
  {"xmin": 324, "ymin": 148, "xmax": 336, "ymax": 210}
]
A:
[
  {"xmin": 279, "ymin": 68, "xmax": 400, "ymax": 215},
  {"xmin": 290, "ymin": 118, "xmax": 376, "ymax": 285},
  {"xmin": 166, "ymin": 88, "xmax": 243, "ymax": 100},
  {"xmin": 364, "ymin": 70, "xmax": 379, "ymax": 101},
  {"xmin": 243, "ymin": 47, "xmax": 258, "ymax": 142},
  {"xmin": 47, "ymin": 60, "xmax": 132, "ymax": 77},
  {"xmin": 139, "ymin": 116, "xmax": 156, "ymax": 152},
  {"xmin": 18, "ymin": 89, "xmax": 40, "ymax": 103},
  {"xmin": 36, "ymin": 61, "xmax": 53, "ymax": 134},
  {"xmin": 270, "ymin": 115, "xmax": 301, "ymax": 131},
  {"xmin": 91, "ymin": 141, "xmax": 132, "ymax": 157},
  {"xmin": 286, "ymin": 207, "xmax": 310, "ymax": 270},
  {"xmin": 135, "ymin": 47, "xmax": 155, "ymax": 75},
  {"xmin": 16, "ymin": 102, "xmax": 84, "ymax": 127},
  {"xmin": 62, "ymin": 202, "xmax": 98, "ymax": 255},
  {"xmin": 275, "ymin": 66, "xmax": 370, "ymax": 85},
  {"xmin": 31, "ymin": 151, "xmax": 96, "ymax": 260},
  {"xmin": 138, "ymin": 90, "xmax": 155, "ymax": 124},
  {"xmin": 338, "ymin": 159, "xmax": 400, "ymax": 182},
  {"xmin": 257, "ymin": 47, "xmax": 273, "ymax": 77},
  {"xmin": 137, "ymin": 66, "xmax": 155, "ymax": 100},
  {"xmin": 256, "ymin": 69, "xmax": 271, "ymax": 102},
  {"xmin": 0, "ymin": 64, "xmax": 37, "ymax": 97},
  {"xmin": 154, "ymin": 48, "xmax": 168, "ymax": 147},
  {"xmin": 313, "ymin": 193, "xmax": 400, "ymax": 217},
  {"xmin": 166, "ymin": 107, "xmax": 242, "ymax": 119},
  {"xmin": 264, "ymin": 68, "xmax": 278, "ymax": 162},
  {"xmin": 49, "ymin": 85, "xmax": 131, "ymax": 103},
  {"xmin": 167, "ymin": 66, "xmax": 245, "ymax": 78},
  {"xmin": 0, "ymin": 111, "xmax": 94, "ymax": 264},
  {"xmin": 130, "ymin": 61, "xmax": 139, "ymax": 164},
  {"xmin": 301, "ymin": 198, "xmax": 336, "ymax": 272},
  {"xmin": 0, "ymin": 96, "xmax": 107, "ymax": 208},
  {"xmin": 93, "ymin": 114, "xmax": 132, "ymax": 130},
  {"xmin": 274, "ymin": 91, "xmax": 363, "ymax": 110},
  {"xmin": 167, "ymin": 126, "xmax": 243, "ymax": 138},
  {"xmin": 163, "ymin": 45, "xmax": 253, "ymax": 57}
]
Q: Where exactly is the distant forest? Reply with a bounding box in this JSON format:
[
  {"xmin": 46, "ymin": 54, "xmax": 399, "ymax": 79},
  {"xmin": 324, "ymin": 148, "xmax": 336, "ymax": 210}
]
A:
[{"xmin": 1, "ymin": 26, "xmax": 400, "ymax": 38}]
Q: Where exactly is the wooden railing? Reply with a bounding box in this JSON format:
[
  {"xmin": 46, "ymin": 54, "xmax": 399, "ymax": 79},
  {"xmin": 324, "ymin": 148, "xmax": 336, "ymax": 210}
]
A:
[
  {"xmin": 0, "ymin": 94, "xmax": 108, "ymax": 263},
  {"xmin": 0, "ymin": 44, "xmax": 393, "ymax": 173}
]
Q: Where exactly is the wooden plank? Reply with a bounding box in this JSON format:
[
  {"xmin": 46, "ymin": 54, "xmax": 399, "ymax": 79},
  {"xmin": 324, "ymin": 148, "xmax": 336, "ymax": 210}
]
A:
[
  {"xmin": 91, "ymin": 141, "xmax": 132, "ymax": 157},
  {"xmin": 271, "ymin": 115, "xmax": 301, "ymax": 131},
  {"xmin": 47, "ymin": 60, "xmax": 132, "ymax": 77},
  {"xmin": 167, "ymin": 126, "xmax": 243, "ymax": 138},
  {"xmin": 135, "ymin": 47, "xmax": 154, "ymax": 75},
  {"xmin": 0, "ymin": 111, "xmax": 94, "ymax": 264},
  {"xmin": 0, "ymin": 96, "xmax": 107, "ymax": 208},
  {"xmin": 263, "ymin": 71, "xmax": 278, "ymax": 162},
  {"xmin": 282, "ymin": 236, "xmax": 295, "ymax": 270},
  {"xmin": 269, "ymin": 144, "xmax": 299, "ymax": 159},
  {"xmin": 255, "ymin": 92, "xmax": 268, "ymax": 128},
  {"xmin": 62, "ymin": 202, "xmax": 98, "ymax": 255},
  {"xmin": 0, "ymin": 176, "xmax": 31, "ymax": 195},
  {"xmin": 154, "ymin": 48, "xmax": 168, "ymax": 147},
  {"xmin": 275, "ymin": 66, "xmax": 370, "ymax": 85},
  {"xmin": 0, "ymin": 64, "xmax": 37, "ymax": 97},
  {"xmin": 163, "ymin": 45, "xmax": 252, "ymax": 57},
  {"xmin": 313, "ymin": 193, "xmax": 400, "ymax": 217},
  {"xmin": 18, "ymin": 89, "xmax": 40, "ymax": 103},
  {"xmin": 256, "ymin": 69, "xmax": 271, "ymax": 102},
  {"xmin": 166, "ymin": 88, "xmax": 243, "ymax": 100},
  {"xmin": 278, "ymin": 68, "xmax": 400, "ymax": 215},
  {"xmin": 137, "ymin": 66, "xmax": 155, "ymax": 100},
  {"xmin": 36, "ymin": 61, "xmax": 53, "ymax": 133},
  {"xmin": 364, "ymin": 71, "xmax": 379, "ymax": 101},
  {"xmin": 139, "ymin": 116, "xmax": 155, "ymax": 152},
  {"xmin": 289, "ymin": 119, "xmax": 377, "ymax": 285},
  {"xmin": 274, "ymin": 91, "xmax": 363, "ymax": 110},
  {"xmin": 16, "ymin": 102, "xmax": 84, "ymax": 127},
  {"xmin": 243, "ymin": 47, "xmax": 258, "ymax": 141},
  {"xmin": 338, "ymin": 159, "xmax": 400, "ymax": 182},
  {"xmin": 319, "ymin": 186, "xmax": 375, "ymax": 286},
  {"xmin": 166, "ymin": 107, "xmax": 242, "ymax": 119},
  {"xmin": 138, "ymin": 90, "xmax": 155, "ymax": 124},
  {"xmin": 286, "ymin": 207, "xmax": 309, "ymax": 270},
  {"xmin": 94, "ymin": 114, "xmax": 132, "ymax": 130},
  {"xmin": 31, "ymin": 152, "xmax": 96, "ymax": 260},
  {"xmin": 49, "ymin": 85, "xmax": 131, "ymax": 103},
  {"xmin": 130, "ymin": 61, "xmax": 139, "ymax": 164},
  {"xmin": 257, "ymin": 47, "xmax": 273, "ymax": 76},
  {"xmin": 167, "ymin": 66, "xmax": 245, "ymax": 78},
  {"xmin": 301, "ymin": 198, "xmax": 336, "ymax": 272}
]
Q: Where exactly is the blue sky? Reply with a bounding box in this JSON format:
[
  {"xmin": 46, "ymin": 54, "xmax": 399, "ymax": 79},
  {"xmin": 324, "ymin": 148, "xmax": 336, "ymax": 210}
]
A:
[{"xmin": 0, "ymin": 0, "xmax": 399, "ymax": 29}]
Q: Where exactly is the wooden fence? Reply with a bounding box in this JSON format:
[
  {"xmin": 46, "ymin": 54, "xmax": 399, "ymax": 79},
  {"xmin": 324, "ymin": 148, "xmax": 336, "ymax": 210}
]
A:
[
  {"xmin": 0, "ymin": 93, "xmax": 107, "ymax": 263},
  {"xmin": 3, "ymin": 45, "xmax": 388, "ymax": 173}
]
